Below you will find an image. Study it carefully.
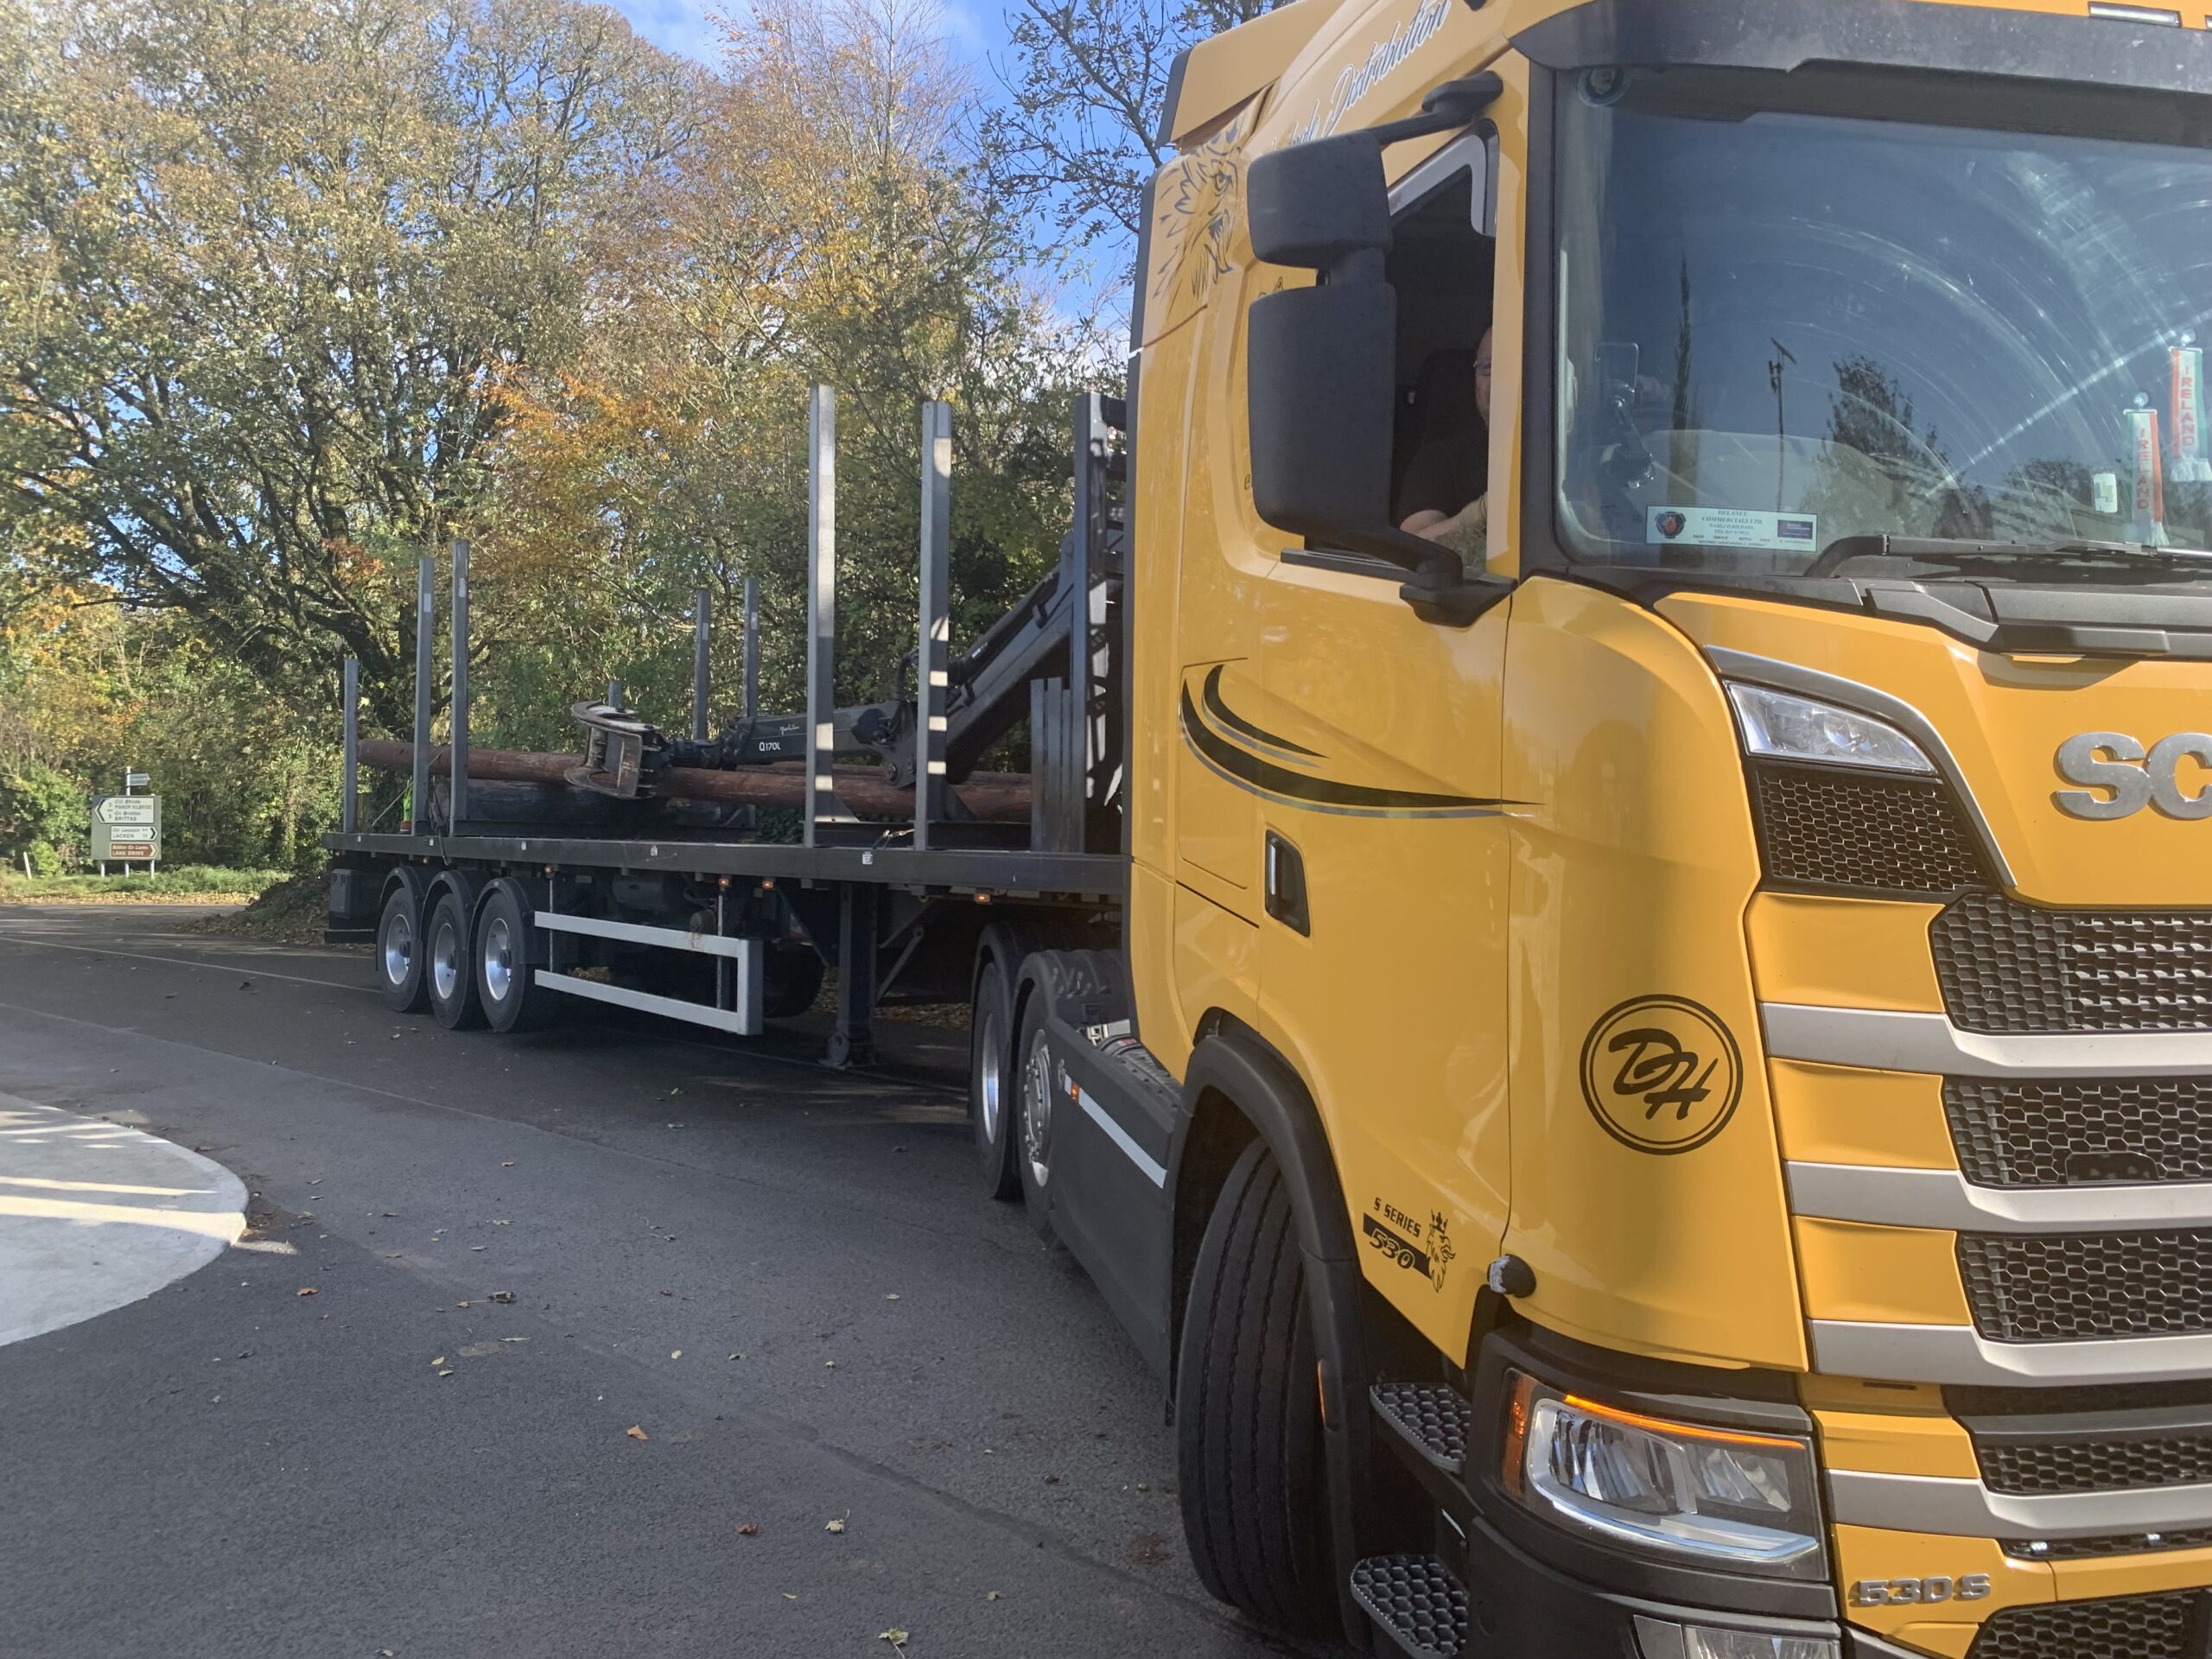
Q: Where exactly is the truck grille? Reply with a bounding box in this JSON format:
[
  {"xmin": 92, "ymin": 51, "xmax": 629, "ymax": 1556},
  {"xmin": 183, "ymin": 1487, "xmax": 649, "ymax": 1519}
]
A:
[
  {"xmin": 2005, "ymin": 1528, "xmax": 2212, "ymax": 1560},
  {"xmin": 1750, "ymin": 760, "xmax": 1987, "ymax": 895},
  {"xmin": 1968, "ymin": 1592, "xmax": 2199, "ymax": 1659},
  {"xmin": 1958, "ymin": 1230, "xmax": 2212, "ymax": 1343},
  {"xmin": 1977, "ymin": 1432, "xmax": 2212, "ymax": 1494},
  {"xmin": 1932, "ymin": 893, "xmax": 2212, "ymax": 1033},
  {"xmin": 1946, "ymin": 1077, "xmax": 2212, "ymax": 1188}
]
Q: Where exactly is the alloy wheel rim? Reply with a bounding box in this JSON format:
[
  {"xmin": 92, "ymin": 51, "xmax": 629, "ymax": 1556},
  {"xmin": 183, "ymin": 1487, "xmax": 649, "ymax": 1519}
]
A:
[
  {"xmin": 1020, "ymin": 1030, "xmax": 1053, "ymax": 1190},
  {"xmin": 979, "ymin": 1004, "xmax": 1003, "ymax": 1141},
  {"xmin": 383, "ymin": 911, "xmax": 414, "ymax": 986},
  {"xmin": 484, "ymin": 916, "xmax": 512, "ymax": 1002},
  {"xmin": 432, "ymin": 920, "xmax": 461, "ymax": 1001}
]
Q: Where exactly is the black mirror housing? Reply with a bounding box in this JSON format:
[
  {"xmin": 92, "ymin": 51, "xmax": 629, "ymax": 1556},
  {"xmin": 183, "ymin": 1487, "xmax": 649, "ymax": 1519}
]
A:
[
  {"xmin": 1249, "ymin": 283, "xmax": 1398, "ymax": 540},
  {"xmin": 1246, "ymin": 133, "xmax": 1389, "ymax": 271}
]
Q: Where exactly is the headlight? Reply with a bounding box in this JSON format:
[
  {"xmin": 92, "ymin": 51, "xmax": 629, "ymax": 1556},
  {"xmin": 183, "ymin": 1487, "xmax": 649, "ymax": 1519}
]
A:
[
  {"xmin": 1725, "ymin": 683, "xmax": 1934, "ymax": 774},
  {"xmin": 1634, "ymin": 1618, "xmax": 1840, "ymax": 1659},
  {"xmin": 1503, "ymin": 1374, "xmax": 1827, "ymax": 1579}
]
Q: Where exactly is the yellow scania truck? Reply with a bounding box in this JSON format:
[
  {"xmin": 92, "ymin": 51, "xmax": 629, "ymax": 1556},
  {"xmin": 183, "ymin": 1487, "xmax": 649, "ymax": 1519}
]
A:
[
  {"xmin": 1126, "ymin": 0, "xmax": 2212, "ymax": 1653},
  {"xmin": 327, "ymin": 0, "xmax": 2212, "ymax": 1652}
]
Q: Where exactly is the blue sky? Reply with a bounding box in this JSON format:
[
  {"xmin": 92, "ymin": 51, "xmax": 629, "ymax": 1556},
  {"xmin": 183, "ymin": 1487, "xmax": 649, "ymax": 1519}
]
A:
[{"xmin": 605, "ymin": 0, "xmax": 1010, "ymax": 80}]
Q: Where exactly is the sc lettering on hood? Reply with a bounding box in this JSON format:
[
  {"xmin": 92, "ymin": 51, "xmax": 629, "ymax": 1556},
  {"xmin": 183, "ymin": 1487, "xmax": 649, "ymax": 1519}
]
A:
[{"xmin": 2054, "ymin": 731, "xmax": 2212, "ymax": 821}]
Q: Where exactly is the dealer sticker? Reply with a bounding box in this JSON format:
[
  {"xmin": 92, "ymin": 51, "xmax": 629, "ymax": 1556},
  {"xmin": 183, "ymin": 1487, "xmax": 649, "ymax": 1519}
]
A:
[{"xmin": 1648, "ymin": 505, "xmax": 1818, "ymax": 553}]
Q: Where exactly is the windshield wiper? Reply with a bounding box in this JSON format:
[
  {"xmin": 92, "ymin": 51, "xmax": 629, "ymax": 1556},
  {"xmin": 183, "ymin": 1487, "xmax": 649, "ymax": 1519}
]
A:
[{"xmin": 1808, "ymin": 534, "xmax": 2212, "ymax": 576}]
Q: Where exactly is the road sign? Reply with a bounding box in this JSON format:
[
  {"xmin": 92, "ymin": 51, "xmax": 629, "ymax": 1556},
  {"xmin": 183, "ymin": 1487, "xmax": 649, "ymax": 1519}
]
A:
[
  {"xmin": 97, "ymin": 797, "xmax": 157, "ymax": 827},
  {"xmin": 124, "ymin": 772, "xmax": 150, "ymax": 789},
  {"xmin": 90, "ymin": 795, "xmax": 161, "ymax": 863}
]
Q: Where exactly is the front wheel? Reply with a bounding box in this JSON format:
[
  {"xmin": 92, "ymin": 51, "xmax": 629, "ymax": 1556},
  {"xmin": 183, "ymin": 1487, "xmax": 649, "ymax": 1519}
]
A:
[{"xmin": 1174, "ymin": 1138, "xmax": 1332, "ymax": 1635}]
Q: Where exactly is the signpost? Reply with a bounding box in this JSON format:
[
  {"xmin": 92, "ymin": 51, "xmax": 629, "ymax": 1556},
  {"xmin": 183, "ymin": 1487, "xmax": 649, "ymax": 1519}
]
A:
[{"xmin": 92, "ymin": 775, "xmax": 160, "ymax": 874}]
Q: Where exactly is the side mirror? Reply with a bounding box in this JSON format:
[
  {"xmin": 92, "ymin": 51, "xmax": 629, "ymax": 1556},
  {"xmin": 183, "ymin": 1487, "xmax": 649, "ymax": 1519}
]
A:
[{"xmin": 1247, "ymin": 132, "xmax": 1389, "ymax": 273}]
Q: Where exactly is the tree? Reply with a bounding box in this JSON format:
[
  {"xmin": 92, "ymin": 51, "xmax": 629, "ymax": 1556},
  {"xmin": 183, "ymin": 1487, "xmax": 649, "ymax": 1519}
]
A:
[
  {"xmin": 983, "ymin": 0, "xmax": 1281, "ymax": 258},
  {"xmin": 0, "ymin": 0, "xmax": 702, "ymax": 729}
]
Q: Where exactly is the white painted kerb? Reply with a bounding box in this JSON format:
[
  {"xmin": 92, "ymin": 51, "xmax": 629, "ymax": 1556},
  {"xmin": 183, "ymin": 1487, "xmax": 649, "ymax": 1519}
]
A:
[{"xmin": 0, "ymin": 1094, "xmax": 247, "ymax": 1346}]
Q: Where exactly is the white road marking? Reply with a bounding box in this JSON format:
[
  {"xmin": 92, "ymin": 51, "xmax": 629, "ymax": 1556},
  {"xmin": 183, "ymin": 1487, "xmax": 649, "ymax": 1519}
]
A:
[
  {"xmin": 0, "ymin": 932, "xmax": 372, "ymax": 993},
  {"xmin": 0, "ymin": 1095, "xmax": 247, "ymax": 1346}
]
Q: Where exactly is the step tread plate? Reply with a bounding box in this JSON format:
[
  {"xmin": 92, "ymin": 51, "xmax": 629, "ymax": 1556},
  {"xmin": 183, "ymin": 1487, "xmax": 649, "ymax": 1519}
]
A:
[
  {"xmin": 1371, "ymin": 1380, "xmax": 1471, "ymax": 1477},
  {"xmin": 1350, "ymin": 1553, "xmax": 1468, "ymax": 1659}
]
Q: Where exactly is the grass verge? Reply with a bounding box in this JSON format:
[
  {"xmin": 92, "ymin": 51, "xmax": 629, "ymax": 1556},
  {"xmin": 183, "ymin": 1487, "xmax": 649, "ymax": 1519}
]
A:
[{"xmin": 0, "ymin": 865, "xmax": 286, "ymax": 905}]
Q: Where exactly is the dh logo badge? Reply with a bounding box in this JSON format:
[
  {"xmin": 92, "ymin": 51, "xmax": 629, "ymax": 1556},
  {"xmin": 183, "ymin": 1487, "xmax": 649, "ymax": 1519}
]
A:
[{"xmin": 1579, "ymin": 995, "xmax": 1743, "ymax": 1154}]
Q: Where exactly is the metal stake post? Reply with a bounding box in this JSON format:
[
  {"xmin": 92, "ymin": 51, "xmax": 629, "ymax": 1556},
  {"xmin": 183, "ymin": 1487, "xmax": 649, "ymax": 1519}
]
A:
[
  {"xmin": 804, "ymin": 385, "xmax": 849, "ymax": 846},
  {"xmin": 914, "ymin": 400, "xmax": 952, "ymax": 849},
  {"xmin": 341, "ymin": 657, "xmax": 359, "ymax": 835},
  {"xmin": 449, "ymin": 538, "xmax": 470, "ymax": 831},
  {"xmin": 692, "ymin": 587, "xmax": 712, "ymax": 741},
  {"xmin": 412, "ymin": 556, "xmax": 434, "ymax": 834},
  {"xmin": 607, "ymin": 677, "xmax": 623, "ymax": 709},
  {"xmin": 742, "ymin": 576, "xmax": 760, "ymax": 721}
]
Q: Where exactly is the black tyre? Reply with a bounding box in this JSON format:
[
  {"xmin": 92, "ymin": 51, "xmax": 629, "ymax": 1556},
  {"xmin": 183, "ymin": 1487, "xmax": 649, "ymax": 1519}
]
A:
[
  {"xmin": 762, "ymin": 944, "xmax": 825, "ymax": 1020},
  {"xmin": 475, "ymin": 881, "xmax": 552, "ymax": 1034},
  {"xmin": 1012, "ymin": 996, "xmax": 1058, "ymax": 1239},
  {"xmin": 969, "ymin": 951, "xmax": 1020, "ymax": 1201},
  {"xmin": 375, "ymin": 880, "xmax": 429, "ymax": 1014},
  {"xmin": 425, "ymin": 888, "xmax": 486, "ymax": 1030},
  {"xmin": 1174, "ymin": 1138, "xmax": 1332, "ymax": 1635}
]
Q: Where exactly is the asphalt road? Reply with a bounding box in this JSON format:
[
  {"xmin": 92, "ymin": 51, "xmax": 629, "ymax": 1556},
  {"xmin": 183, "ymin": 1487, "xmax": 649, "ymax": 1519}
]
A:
[{"xmin": 0, "ymin": 905, "xmax": 1314, "ymax": 1659}]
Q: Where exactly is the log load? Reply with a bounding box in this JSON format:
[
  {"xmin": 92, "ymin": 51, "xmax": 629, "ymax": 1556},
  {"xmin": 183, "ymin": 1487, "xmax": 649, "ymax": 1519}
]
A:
[{"xmin": 356, "ymin": 740, "xmax": 1033, "ymax": 824}]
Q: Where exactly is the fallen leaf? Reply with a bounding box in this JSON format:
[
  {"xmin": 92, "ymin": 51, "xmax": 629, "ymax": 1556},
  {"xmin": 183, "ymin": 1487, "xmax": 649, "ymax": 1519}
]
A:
[
  {"xmin": 437, "ymin": 1370, "xmax": 454, "ymax": 1378},
  {"xmin": 824, "ymin": 1360, "xmax": 836, "ymax": 1369},
  {"xmin": 489, "ymin": 1292, "xmax": 515, "ymax": 1305},
  {"xmin": 431, "ymin": 1357, "xmax": 446, "ymax": 1367},
  {"xmin": 469, "ymin": 1245, "xmax": 486, "ymax": 1252},
  {"xmin": 783, "ymin": 1594, "xmax": 797, "ymax": 1602},
  {"xmin": 670, "ymin": 1350, "xmax": 682, "ymax": 1360},
  {"xmin": 986, "ymin": 1592, "xmax": 1001, "ymax": 1601},
  {"xmin": 456, "ymin": 1301, "xmax": 470, "ymax": 1309},
  {"xmin": 884, "ymin": 1294, "xmax": 899, "ymax": 1301},
  {"xmin": 296, "ymin": 1287, "xmax": 316, "ymax": 1298},
  {"xmin": 238, "ymin": 980, "xmax": 253, "ymax": 990},
  {"xmin": 823, "ymin": 1519, "xmax": 846, "ymax": 1535},
  {"xmin": 735, "ymin": 1523, "xmax": 760, "ymax": 1536},
  {"xmin": 626, "ymin": 1425, "xmax": 648, "ymax": 1441},
  {"xmin": 501, "ymin": 1161, "xmax": 514, "ymax": 1168},
  {"xmin": 878, "ymin": 1630, "xmax": 909, "ymax": 1649}
]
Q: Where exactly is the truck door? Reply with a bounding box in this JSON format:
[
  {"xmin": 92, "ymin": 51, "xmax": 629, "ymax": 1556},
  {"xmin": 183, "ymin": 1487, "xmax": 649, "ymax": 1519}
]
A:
[{"xmin": 1252, "ymin": 131, "xmax": 1516, "ymax": 1353}]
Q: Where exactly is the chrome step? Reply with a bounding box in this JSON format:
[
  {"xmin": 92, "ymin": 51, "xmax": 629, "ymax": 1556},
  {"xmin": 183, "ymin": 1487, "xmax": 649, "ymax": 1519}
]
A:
[
  {"xmin": 1350, "ymin": 1553, "xmax": 1468, "ymax": 1659},
  {"xmin": 1371, "ymin": 1380, "xmax": 1472, "ymax": 1478}
]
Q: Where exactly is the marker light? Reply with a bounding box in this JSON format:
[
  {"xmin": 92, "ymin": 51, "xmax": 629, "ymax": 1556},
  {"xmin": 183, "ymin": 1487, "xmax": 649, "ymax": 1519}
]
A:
[
  {"xmin": 1726, "ymin": 683, "xmax": 1935, "ymax": 774},
  {"xmin": 1503, "ymin": 1375, "xmax": 1827, "ymax": 1579}
]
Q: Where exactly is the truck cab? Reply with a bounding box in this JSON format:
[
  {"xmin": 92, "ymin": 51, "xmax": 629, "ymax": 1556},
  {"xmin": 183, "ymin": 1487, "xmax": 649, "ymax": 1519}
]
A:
[{"xmin": 1112, "ymin": 2, "xmax": 2212, "ymax": 1654}]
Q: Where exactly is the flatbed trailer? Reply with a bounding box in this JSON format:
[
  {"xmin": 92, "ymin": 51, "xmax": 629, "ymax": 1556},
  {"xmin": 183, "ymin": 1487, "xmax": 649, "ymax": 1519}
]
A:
[{"xmin": 326, "ymin": 391, "xmax": 1131, "ymax": 1068}]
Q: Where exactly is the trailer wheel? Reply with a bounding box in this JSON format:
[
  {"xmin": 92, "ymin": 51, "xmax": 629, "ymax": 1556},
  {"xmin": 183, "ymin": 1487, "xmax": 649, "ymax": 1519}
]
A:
[
  {"xmin": 1013, "ymin": 999, "xmax": 1058, "ymax": 1240},
  {"xmin": 426, "ymin": 888, "xmax": 486, "ymax": 1030},
  {"xmin": 761, "ymin": 944, "xmax": 825, "ymax": 1020},
  {"xmin": 1174, "ymin": 1138, "xmax": 1331, "ymax": 1636},
  {"xmin": 375, "ymin": 880, "xmax": 429, "ymax": 1014},
  {"xmin": 474, "ymin": 881, "xmax": 552, "ymax": 1034},
  {"xmin": 969, "ymin": 952, "xmax": 1020, "ymax": 1201}
]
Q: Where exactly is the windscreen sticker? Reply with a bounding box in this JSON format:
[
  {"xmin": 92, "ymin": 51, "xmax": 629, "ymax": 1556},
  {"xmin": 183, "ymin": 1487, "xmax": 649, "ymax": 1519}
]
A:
[{"xmin": 1648, "ymin": 505, "xmax": 1818, "ymax": 552}]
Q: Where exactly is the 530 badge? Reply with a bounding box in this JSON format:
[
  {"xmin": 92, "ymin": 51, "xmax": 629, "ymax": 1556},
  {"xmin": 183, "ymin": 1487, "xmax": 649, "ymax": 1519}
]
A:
[{"xmin": 1580, "ymin": 995, "xmax": 1743, "ymax": 1154}]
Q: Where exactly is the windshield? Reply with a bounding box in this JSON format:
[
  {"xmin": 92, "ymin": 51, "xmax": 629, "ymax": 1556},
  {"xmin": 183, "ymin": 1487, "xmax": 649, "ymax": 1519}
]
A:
[{"xmin": 1554, "ymin": 67, "xmax": 2212, "ymax": 581}]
